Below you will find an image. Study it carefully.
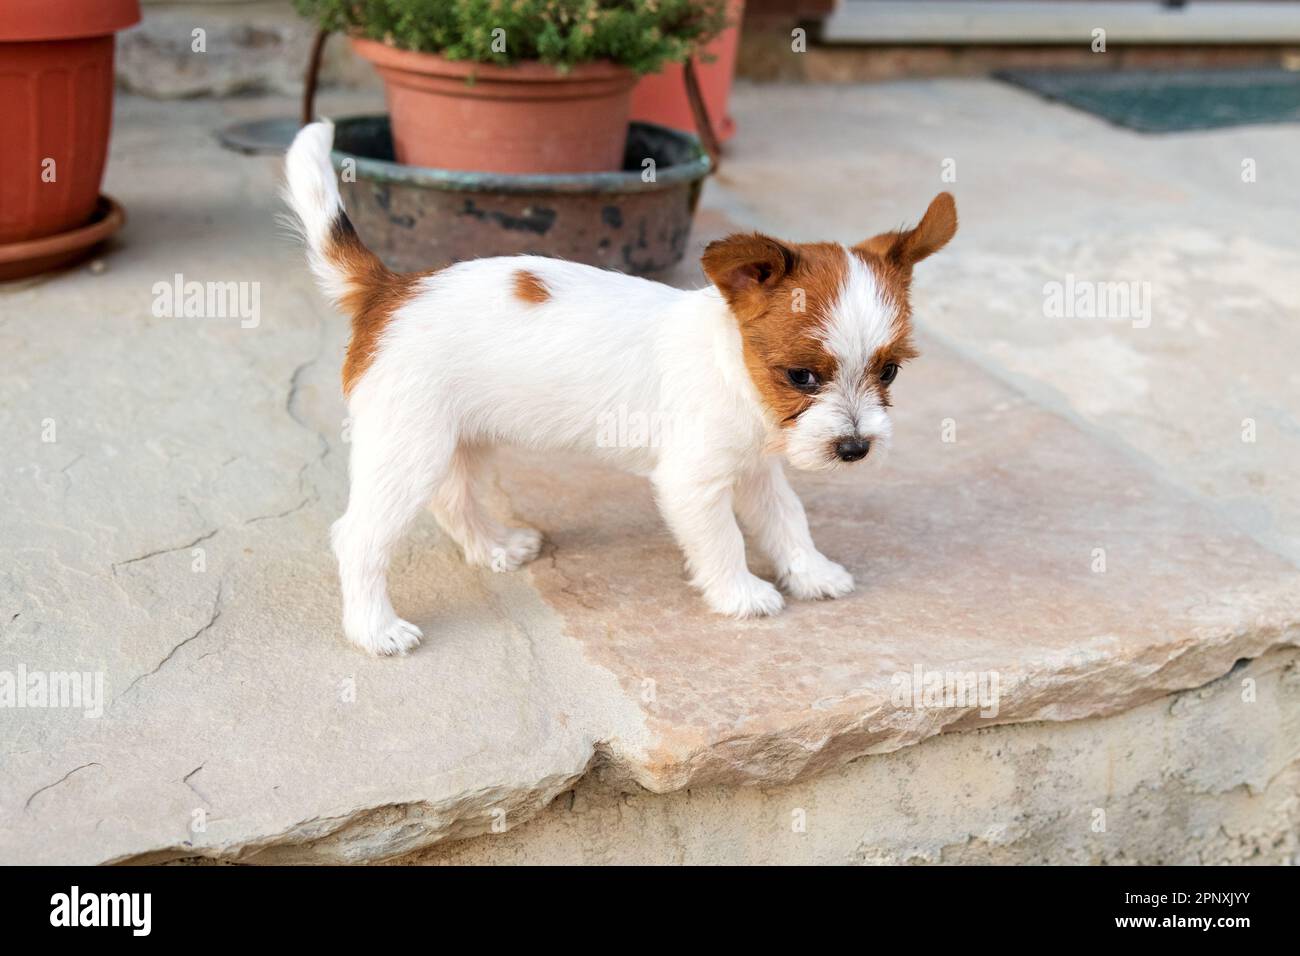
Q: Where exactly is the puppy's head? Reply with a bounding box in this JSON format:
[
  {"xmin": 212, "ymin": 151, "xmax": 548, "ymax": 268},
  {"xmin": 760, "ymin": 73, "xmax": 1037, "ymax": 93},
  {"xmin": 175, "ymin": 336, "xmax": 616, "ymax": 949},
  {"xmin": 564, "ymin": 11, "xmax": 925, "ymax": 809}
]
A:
[{"xmin": 701, "ymin": 193, "xmax": 957, "ymax": 471}]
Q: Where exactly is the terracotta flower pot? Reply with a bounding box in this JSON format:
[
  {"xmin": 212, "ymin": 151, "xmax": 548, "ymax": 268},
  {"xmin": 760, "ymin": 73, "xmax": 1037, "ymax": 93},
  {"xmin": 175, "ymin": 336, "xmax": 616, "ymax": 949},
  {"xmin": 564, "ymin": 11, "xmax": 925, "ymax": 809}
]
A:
[
  {"xmin": 350, "ymin": 37, "xmax": 638, "ymax": 175},
  {"xmin": 631, "ymin": 0, "xmax": 744, "ymax": 143},
  {"xmin": 0, "ymin": 0, "xmax": 141, "ymax": 246}
]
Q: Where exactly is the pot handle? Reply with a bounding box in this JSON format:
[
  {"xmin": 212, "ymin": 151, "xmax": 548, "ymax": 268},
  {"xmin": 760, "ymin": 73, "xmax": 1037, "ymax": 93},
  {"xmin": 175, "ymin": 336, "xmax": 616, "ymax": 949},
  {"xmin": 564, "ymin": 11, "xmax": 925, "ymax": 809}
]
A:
[
  {"xmin": 301, "ymin": 28, "xmax": 330, "ymax": 127},
  {"xmin": 683, "ymin": 57, "xmax": 722, "ymax": 174}
]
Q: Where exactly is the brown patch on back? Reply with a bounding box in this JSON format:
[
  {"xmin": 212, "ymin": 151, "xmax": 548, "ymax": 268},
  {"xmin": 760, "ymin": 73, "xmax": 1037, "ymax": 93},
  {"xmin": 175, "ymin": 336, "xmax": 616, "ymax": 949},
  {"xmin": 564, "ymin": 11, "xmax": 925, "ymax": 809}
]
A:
[
  {"xmin": 512, "ymin": 270, "xmax": 550, "ymax": 305},
  {"xmin": 328, "ymin": 214, "xmax": 429, "ymax": 396},
  {"xmin": 701, "ymin": 235, "xmax": 850, "ymax": 425}
]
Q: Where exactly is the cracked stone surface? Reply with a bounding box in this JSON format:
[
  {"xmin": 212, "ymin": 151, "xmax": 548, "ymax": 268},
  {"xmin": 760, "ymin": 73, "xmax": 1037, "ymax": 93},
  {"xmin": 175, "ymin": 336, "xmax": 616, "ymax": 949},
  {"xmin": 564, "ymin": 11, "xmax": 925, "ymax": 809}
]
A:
[{"xmin": 1, "ymin": 81, "xmax": 1298, "ymax": 864}]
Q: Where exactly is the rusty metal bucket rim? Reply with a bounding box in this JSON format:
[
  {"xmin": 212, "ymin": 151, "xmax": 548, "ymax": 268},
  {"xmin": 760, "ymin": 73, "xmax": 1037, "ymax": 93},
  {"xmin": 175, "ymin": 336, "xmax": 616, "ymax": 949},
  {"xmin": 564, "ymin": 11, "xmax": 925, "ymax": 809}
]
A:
[{"xmin": 329, "ymin": 115, "xmax": 711, "ymax": 195}]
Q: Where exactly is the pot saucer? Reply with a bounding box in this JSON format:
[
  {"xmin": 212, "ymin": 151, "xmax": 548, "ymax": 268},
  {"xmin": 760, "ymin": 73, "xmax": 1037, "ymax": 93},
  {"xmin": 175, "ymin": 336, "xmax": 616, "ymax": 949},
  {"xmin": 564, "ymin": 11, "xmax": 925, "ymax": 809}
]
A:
[{"xmin": 0, "ymin": 195, "xmax": 125, "ymax": 281}]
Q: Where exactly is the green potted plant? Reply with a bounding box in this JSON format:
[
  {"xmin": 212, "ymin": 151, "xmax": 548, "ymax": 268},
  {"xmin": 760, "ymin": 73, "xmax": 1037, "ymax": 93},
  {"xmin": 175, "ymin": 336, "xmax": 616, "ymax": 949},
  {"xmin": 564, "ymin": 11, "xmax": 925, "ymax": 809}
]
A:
[{"xmin": 293, "ymin": 0, "xmax": 726, "ymax": 175}]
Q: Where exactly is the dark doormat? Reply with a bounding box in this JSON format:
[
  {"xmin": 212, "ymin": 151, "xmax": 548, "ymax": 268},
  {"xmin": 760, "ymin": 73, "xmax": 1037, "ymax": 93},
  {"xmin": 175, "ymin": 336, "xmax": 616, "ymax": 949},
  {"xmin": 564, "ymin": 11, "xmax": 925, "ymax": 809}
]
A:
[{"xmin": 995, "ymin": 68, "xmax": 1300, "ymax": 132}]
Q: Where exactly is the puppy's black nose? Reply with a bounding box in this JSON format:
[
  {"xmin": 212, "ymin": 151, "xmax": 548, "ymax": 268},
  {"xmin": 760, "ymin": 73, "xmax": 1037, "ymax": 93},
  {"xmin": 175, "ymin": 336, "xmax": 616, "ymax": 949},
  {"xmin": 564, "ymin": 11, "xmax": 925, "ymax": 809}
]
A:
[{"xmin": 835, "ymin": 438, "xmax": 871, "ymax": 462}]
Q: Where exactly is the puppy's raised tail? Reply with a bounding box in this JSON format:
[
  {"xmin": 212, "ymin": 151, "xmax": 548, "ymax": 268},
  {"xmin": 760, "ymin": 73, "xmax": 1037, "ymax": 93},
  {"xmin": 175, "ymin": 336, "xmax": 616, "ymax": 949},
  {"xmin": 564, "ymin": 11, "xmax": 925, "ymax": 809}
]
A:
[{"xmin": 284, "ymin": 120, "xmax": 407, "ymax": 394}]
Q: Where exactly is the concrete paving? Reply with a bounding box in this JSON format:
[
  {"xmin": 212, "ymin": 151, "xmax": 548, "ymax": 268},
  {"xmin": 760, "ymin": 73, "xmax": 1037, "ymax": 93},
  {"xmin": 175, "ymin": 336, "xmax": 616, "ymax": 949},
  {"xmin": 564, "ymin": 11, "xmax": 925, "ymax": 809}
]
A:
[{"xmin": 1, "ymin": 80, "xmax": 1297, "ymax": 863}]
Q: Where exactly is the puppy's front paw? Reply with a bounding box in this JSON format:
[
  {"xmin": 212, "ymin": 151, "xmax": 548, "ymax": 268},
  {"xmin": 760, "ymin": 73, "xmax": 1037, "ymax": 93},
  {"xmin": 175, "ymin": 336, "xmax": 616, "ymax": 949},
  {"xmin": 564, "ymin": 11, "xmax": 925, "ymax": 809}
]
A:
[
  {"xmin": 783, "ymin": 553, "xmax": 855, "ymax": 601},
  {"xmin": 346, "ymin": 616, "xmax": 423, "ymax": 656},
  {"xmin": 489, "ymin": 527, "xmax": 543, "ymax": 572},
  {"xmin": 705, "ymin": 574, "xmax": 785, "ymax": 619}
]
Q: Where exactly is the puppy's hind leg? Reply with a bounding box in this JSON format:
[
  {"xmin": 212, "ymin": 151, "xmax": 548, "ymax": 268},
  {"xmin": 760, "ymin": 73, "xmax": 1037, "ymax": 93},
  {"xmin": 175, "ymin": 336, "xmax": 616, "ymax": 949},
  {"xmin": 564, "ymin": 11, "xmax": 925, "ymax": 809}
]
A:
[
  {"xmin": 429, "ymin": 444, "xmax": 542, "ymax": 572},
  {"xmin": 332, "ymin": 409, "xmax": 455, "ymax": 656}
]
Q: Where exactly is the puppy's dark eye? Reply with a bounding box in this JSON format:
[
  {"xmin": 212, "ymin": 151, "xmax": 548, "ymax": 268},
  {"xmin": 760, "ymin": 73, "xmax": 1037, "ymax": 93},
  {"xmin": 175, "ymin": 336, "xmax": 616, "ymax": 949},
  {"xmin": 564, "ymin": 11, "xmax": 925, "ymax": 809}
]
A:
[
  {"xmin": 786, "ymin": 368, "xmax": 819, "ymax": 391},
  {"xmin": 880, "ymin": 363, "xmax": 899, "ymax": 385}
]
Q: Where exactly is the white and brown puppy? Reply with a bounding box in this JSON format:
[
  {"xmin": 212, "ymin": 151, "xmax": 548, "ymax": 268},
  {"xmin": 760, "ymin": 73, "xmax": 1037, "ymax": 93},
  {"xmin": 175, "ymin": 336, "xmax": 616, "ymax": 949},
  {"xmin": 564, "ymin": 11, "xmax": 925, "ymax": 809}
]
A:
[{"xmin": 285, "ymin": 121, "xmax": 957, "ymax": 655}]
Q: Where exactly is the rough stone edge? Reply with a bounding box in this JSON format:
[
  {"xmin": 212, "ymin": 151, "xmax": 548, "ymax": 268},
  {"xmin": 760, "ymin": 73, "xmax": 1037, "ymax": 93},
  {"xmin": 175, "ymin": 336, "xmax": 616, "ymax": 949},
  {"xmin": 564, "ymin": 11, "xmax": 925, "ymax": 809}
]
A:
[
  {"xmin": 110, "ymin": 745, "xmax": 617, "ymax": 865},
  {"xmin": 401, "ymin": 650, "xmax": 1300, "ymax": 865},
  {"xmin": 109, "ymin": 609, "xmax": 1298, "ymax": 865},
  {"xmin": 626, "ymin": 600, "xmax": 1300, "ymax": 794}
]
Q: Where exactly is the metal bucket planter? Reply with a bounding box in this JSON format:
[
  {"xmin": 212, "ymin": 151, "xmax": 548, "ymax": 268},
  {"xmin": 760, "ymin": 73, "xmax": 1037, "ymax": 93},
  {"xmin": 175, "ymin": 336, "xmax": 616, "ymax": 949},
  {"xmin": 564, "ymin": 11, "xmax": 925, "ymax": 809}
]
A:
[{"xmin": 330, "ymin": 116, "xmax": 711, "ymax": 276}]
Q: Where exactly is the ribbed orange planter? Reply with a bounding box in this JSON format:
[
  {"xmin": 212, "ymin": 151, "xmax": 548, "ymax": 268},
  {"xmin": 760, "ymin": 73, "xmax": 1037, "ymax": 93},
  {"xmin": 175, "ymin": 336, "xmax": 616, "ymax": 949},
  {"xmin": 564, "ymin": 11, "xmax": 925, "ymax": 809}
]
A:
[
  {"xmin": 351, "ymin": 37, "xmax": 637, "ymax": 175},
  {"xmin": 0, "ymin": 0, "xmax": 140, "ymax": 246}
]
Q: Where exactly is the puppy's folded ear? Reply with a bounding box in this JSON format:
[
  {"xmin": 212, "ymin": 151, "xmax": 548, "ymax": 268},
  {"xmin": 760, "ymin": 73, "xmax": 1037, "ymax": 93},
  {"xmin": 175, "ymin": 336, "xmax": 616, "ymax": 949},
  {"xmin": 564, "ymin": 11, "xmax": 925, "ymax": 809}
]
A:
[
  {"xmin": 858, "ymin": 192, "xmax": 957, "ymax": 273},
  {"xmin": 701, "ymin": 233, "xmax": 796, "ymax": 310}
]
